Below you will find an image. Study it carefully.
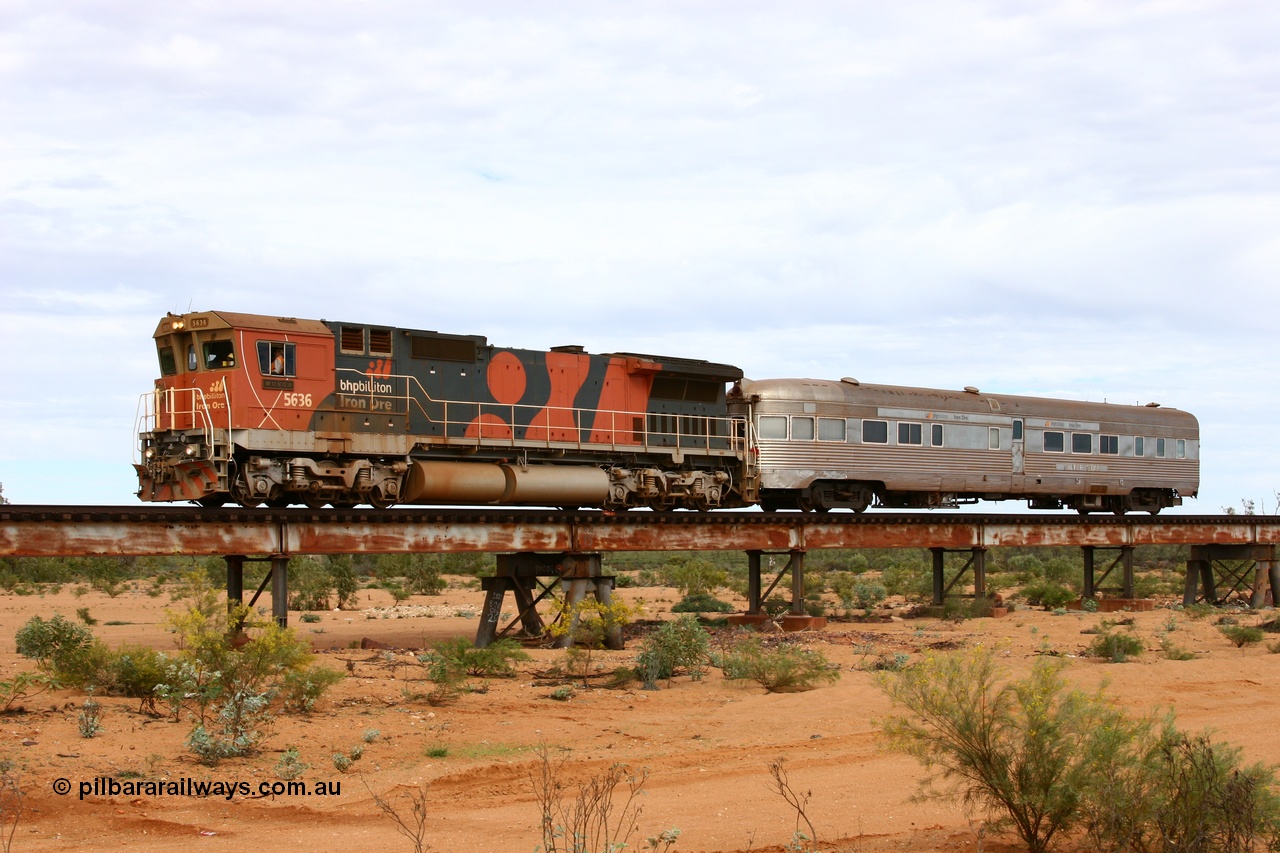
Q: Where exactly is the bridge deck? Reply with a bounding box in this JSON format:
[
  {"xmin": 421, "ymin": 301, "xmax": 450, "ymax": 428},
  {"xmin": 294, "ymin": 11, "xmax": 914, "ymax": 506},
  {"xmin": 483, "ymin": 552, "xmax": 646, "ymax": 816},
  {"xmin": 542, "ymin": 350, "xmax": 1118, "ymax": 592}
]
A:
[{"xmin": 2, "ymin": 506, "xmax": 1278, "ymax": 557}]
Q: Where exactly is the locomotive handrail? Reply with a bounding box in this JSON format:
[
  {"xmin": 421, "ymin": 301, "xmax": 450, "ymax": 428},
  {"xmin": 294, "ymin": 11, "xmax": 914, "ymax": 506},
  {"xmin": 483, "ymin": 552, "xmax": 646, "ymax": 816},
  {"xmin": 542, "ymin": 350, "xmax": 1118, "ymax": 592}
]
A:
[
  {"xmin": 333, "ymin": 369, "xmax": 746, "ymax": 459},
  {"xmin": 134, "ymin": 387, "xmax": 217, "ymax": 462}
]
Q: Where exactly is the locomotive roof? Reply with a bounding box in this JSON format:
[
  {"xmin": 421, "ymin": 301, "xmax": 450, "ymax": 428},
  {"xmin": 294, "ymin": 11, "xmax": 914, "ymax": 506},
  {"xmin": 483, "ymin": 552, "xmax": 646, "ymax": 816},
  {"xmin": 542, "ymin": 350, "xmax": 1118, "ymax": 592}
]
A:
[
  {"xmin": 153, "ymin": 311, "xmax": 332, "ymax": 337},
  {"xmin": 741, "ymin": 377, "xmax": 1199, "ymax": 430}
]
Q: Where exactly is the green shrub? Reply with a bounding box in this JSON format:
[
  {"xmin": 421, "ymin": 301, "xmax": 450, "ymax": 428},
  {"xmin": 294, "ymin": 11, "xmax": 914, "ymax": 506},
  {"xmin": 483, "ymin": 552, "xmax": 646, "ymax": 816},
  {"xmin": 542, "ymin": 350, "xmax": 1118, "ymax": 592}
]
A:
[
  {"xmin": 280, "ymin": 665, "xmax": 345, "ymax": 714},
  {"xmin": 106, "ymin": 644, "xmax": 171, "ymax": 698},
  {"xmin": 670, "ymin": 592, "xmax": 734, "ymax": 613},
  {"xmin": 420, "ymin": 637, "xmax": 529, "ymax": 683},
  {"xmin": 1080, "ymin": 717, "xmax": 1280, "ymax": 852},
  {"xmin": 1087, "ymin": 631, "xmax": 1145, "ymax": 663},
  {"xmin": 186, "ymin": 689, "xmax": 272, "ymax": 765},
  {"xmin": 1021, "ymin": 580, "xmax": 1076, "ymax": 610},
  {"xmin": 660, "ymin": 556, "xmax": 727, "ymax": 597},
  {"xmin": 719, "ymin": 639, "xmax": 839, "ymax": 693},
  {"xmin": 1220, "ymin": 625, "xmax": 1265, "ymax": 649},
  {"xmin": 878, "ymin": 646, "xmax": 1137, "ymax": 853},
  {"xmin": 851, "ymin": 581, "xmax": 888, "ymax": 615},
  {"xmin": 634, "ymin": 615, "xmax": 711, "ymax": 685},
  {"xmin": 15, "ymin": 614, "xmax": 93, "ymax": 672}
]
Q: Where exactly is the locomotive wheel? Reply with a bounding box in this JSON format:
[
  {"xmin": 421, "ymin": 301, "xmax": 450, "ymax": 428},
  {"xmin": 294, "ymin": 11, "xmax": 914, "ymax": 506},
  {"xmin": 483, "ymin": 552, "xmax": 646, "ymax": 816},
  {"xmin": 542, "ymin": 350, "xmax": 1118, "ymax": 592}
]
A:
[
  {"xmin": 330, "ymin": 502, "xmax": 357, "ymax": 509},
  {"xmin": 266, "ymin": 499, "xmax": 292, "ymax": 508},
  {"xmin": 303, "ymin": 495, "xmax": 329, "ymax": 509},
  {"xmin": 369, "ymin": 494, "xmax": 396, "ymax": 509}
]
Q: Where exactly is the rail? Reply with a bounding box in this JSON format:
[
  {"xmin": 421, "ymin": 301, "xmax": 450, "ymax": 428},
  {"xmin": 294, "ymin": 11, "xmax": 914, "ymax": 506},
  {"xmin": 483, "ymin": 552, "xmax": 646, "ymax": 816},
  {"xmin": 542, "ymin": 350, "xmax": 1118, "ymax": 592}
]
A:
[{"xmin": 334, "ymin": 368, "xmax": 746, "ymax": 457}]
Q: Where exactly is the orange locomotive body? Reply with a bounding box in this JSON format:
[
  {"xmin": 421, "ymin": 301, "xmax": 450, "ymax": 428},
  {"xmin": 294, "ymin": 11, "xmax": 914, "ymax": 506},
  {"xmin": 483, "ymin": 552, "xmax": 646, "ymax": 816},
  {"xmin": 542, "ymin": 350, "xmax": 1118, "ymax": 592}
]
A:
[{"xmin": 134, "ymin": 311, "xmax": 747, "ymax": 510}]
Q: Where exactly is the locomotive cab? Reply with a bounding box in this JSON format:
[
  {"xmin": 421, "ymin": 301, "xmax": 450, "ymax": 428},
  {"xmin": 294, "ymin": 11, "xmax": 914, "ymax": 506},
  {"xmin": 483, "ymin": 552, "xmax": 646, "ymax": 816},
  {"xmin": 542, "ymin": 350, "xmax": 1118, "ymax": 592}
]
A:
[{"xmin": 135, "ymin": 311, "xmax": 335, "ymax": 505}]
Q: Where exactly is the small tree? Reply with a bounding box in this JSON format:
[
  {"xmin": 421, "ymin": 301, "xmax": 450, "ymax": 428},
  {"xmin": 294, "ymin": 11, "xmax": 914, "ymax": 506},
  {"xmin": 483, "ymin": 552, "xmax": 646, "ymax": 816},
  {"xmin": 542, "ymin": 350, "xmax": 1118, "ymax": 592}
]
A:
[{"xmin": 877, "ymin": 646, "xmax": 1135, "ymax": 853}]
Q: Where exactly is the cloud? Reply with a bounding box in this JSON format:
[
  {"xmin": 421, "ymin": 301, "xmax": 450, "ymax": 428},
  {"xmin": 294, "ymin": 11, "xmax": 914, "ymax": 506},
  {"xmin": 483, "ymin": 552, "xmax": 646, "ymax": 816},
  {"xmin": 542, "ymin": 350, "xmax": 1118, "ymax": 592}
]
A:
[{"xmin": 1, "ymin": 1, "xmax": 1276, "ymax": 509}]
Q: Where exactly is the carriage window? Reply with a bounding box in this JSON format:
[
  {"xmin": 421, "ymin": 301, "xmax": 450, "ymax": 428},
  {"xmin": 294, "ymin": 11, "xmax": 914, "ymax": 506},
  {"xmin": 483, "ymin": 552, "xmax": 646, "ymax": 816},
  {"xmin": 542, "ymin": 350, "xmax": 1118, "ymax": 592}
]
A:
[
  {"xmin": 791, "ymin": 416, "xmax": 815, "ymax": 441},
  {"xmin": 157, "ymin": 346, "xmax": 177, "ymax": 376},
  {"xmin": 1135, "ymin": 436, "xmax": 1145, "ymax": 457},
  {"xmin": 931, "ymin": 423, "xmax": 943, "ymax": 447},
  {"xmin": 862, "ymin": 420, "xmax": 889, "ymax": 444},
  {"xmin": 1100, "ymin": 435, "xmax": 1119, "ymax": 455},
  {"xmin": 1156, "ymin": 438, "xmax": 1166, "ymax": 458},
  {"xmin": 257, "ymin": 341, "xmax": 296, "ymax": 377},
  {"xmin": 818, "ymin": 417, "xmax": 846, "ymax": 441},
  {"xmin": 202, "ymin": 340, "xmax": 236, "ymax": 370},
  {"xmin": 989, "ymin": 427, "xmax": 1001, "ymax": 450},
  {"xmin": 1176, "ymin": 439, "xmax": 1186, "ymax": 459},
  {"xmin": 1044, "ymin": 431, "xmax": 1064, "ymax": 453},
  {"xmin": 1072, "ymin": 433, "xmax": 1093, "ymax": 454},
  {"xmin": 758, "ymin": 416, "xmax": 788, "ymax": 440},
  {"xmin": 1012, "ymin": 419, "xmax": 1023, "ymax": 441},
  {"xmin": 898, "ymin": 422, "xmax": 923, "ymax": 445}
]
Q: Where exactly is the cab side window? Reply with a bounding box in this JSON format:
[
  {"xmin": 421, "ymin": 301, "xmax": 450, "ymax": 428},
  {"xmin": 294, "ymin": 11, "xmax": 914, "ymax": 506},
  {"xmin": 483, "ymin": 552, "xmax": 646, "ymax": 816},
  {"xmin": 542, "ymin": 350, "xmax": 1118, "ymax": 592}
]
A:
[
  {"xmin": 257, "ymin": 341, "xmax": 296, "ymax": 377},
  {"xmin": 202, "ymin": 340, "xmax": 236, "ymax": 370}
]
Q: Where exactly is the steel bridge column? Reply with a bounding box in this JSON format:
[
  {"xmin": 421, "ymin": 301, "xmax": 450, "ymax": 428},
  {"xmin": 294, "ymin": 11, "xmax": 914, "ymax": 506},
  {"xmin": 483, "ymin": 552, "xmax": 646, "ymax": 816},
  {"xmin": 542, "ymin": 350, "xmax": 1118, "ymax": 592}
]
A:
[
  {"xmin": 1270, "ymin": 561, "xmax": 1280, "ymax": 610},
  {"xmin": 973, "ymin": 548, "xmax": 987, "ymax": 600},
  {"xmin": 475, "ymin": 578, "xmax": 506, "ymax": 648},
  {"xmin": 931, "ymin": 548, "xmax": 945, "ymax": 606},
  {"xmin": 1081, "ymin": 547, "xmax": 1096, "ymax": 601},
  {"xmin": 270, "ymin": 555, "xmax": 289, "ymax": 627},
  {"xmin": 746, "ymin": 550, "xmax": 763, "ymax": 615},
  {"xmin": 226, "ymin": 555, "xmax": 244, "ymax": 614},
  {"xmin": 789, "ymin": 550, "xmax": 806, "ymax": 616},
  {"xmin": 1122, "ymin": 546, "xmax": 1135, "ymax": 599},
  {"xmin": 1253, "ymin": 558, "xmax": 1279, "ymax": 609}
]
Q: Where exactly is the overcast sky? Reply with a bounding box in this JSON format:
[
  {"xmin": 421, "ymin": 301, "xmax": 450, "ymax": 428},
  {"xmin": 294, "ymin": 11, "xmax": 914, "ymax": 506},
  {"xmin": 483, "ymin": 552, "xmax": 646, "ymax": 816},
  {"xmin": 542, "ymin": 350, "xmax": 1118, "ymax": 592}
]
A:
[{"xmin": 3, "ymin": 1, "xmax": 1277, "ymax": 512}]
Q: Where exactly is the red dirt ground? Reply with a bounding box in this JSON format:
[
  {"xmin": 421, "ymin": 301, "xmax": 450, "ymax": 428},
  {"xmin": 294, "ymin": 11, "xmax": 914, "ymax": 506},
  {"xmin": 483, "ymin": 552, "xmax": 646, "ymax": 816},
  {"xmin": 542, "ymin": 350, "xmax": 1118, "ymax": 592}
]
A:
[{"xmin": 2, "ymin": 583, "xmax": 1278, "ymax": 852}]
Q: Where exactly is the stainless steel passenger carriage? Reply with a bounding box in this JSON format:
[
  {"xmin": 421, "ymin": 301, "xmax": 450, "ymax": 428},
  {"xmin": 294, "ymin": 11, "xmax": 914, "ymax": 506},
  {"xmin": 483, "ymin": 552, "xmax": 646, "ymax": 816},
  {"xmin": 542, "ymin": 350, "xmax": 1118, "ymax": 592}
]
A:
[{"xmin": 743, "ymin": 377, "xmax": 1199, "ymax": 514}]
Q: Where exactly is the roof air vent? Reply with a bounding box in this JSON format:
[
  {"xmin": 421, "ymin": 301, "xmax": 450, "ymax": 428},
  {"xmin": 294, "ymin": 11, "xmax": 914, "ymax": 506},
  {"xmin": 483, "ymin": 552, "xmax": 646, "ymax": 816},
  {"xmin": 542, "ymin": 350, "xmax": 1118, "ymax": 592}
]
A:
[
  {"xmin": 840, "ymin": 377, "xmax": 860, "ymax": 386},
  {"xmin": 963, "ymin": 386, "xmax": 980, "ymax": 394}
]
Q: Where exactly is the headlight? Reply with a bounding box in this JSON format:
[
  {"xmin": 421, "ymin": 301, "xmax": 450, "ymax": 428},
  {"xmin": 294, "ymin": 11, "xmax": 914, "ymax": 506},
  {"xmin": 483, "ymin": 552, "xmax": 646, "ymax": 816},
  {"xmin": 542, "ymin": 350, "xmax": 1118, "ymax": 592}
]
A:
[
  {"xmin": 185, "ymin": 444, "xmax": 199, "ymax": 456},
  {"xmin": 144, "ymin": 448, "xmax": 154, "ymax": 459}
]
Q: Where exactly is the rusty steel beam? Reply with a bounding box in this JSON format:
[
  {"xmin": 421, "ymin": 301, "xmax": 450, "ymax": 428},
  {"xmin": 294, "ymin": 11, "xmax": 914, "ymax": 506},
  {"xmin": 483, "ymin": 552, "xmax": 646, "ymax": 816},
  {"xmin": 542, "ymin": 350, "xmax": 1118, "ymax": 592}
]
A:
[{"xmin": 2, "ymin": 506, "xmax": 1280, "ymax": 558}]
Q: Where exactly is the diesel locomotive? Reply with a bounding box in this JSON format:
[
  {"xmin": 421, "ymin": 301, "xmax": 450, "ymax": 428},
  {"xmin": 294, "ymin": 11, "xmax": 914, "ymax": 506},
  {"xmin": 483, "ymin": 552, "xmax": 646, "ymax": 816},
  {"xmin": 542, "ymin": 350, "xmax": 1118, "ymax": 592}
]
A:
[{"xmin": 134, "ymin": 310, "xmax": 1199, "ymax": 514}]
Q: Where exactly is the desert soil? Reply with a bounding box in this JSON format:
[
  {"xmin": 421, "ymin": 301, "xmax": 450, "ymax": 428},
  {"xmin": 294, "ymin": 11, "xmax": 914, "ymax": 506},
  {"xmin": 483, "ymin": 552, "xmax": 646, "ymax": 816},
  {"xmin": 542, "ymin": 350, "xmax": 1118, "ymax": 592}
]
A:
[{"xmin": 2, "ymin": 582, "xmax": 1278, "ymax": 853}]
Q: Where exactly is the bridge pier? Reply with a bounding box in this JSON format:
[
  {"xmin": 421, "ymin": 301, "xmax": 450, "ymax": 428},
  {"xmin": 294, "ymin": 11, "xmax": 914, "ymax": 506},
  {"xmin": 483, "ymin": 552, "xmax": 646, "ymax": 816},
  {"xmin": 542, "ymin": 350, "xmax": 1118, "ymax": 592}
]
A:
[
  {"xmin": 730, "ymin": 549, "xmax": 824, "ymax": 630},
  {"xmin": 475, "ymin": 553, "xmax": 619, "ymax": 649},
  {"xmin": 1183, "ymin": 544, "xmax": 1279, "ymax": 607},
  {"xmin": 1081, "ymin": 545, "xmax": 1135, "ymax": 601},
  {"xmin": 223, "ymin": 554, "xmax": 290, "ymax": 628},
  {"xmin": 930, "ymin": 547, "xmax": 988, "ymax": 607}
]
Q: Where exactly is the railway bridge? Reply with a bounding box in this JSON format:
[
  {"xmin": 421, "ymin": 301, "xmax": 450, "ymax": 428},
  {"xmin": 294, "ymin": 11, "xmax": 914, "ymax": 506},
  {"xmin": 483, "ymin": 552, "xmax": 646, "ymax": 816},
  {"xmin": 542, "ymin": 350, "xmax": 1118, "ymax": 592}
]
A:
[{"xmin": 2, "ymin": 506, "xmax": 1277, "ymax": 646}]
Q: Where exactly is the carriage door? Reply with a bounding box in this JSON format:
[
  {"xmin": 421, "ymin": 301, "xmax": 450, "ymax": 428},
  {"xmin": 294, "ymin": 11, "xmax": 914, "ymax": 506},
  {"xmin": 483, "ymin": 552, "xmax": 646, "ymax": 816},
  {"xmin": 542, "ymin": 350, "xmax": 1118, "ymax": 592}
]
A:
[{"xmin": 1012, "ymin": 419, "xmax": 1025, "ymax": 474}]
